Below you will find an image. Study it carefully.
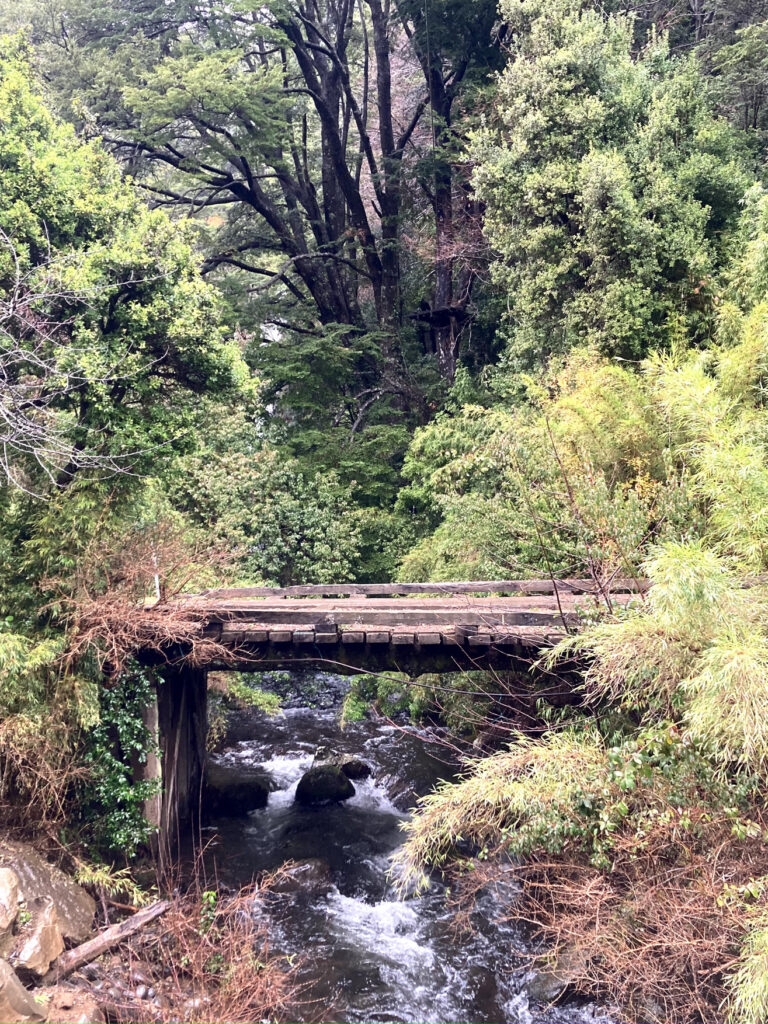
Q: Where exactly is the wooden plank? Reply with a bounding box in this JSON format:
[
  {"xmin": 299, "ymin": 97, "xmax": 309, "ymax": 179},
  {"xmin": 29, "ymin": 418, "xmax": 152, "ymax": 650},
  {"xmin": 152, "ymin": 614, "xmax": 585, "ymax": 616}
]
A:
[
  {"xmin": 293, "ymin": 630, "xmax": 316, "ymax": 643},
  {"xmin": 455, "ymin": 624, "xmax": 478, "ymax": 640},
  {"xmin": 392, "ymin": 632, "xmax": 415, "ymax": 644},
  {"xmin": 468, "ymin": 634, "xmax": 493, "ymax": 647},
  {"xmin": 210, "ymin": 607, "xmax": 580, "ymax": 627},
  {"xmin": 416, "ymin": 632, "xmax": 442, "ymax": 645},
  {"xmin": 366, "ymin": 631, "xmax": 390, "ymax": 644},
  {"xmin": 268, "ymin": 630, "xmax": 292, "ymax": 643},
  {"xmin": 220, "ymin": 625, "xmax": 269, "ymax": 643},
  {"xmin": 315, "ymin": 632, "xmax": 339, "ymax": 644},
  {"xmin": 200, "ymin": 577, "xmax": 649, "ymax": 601},
  {"xmin": 493, "ymin": 631, "xmax": 522, "ymax": 644},
  {"xmin": 44, "ymin": 902, "xmax": 171, "ymax": 984},
  {"xmin": 341, "ymin": 631, "xmax": 365, "ymax": 644}
]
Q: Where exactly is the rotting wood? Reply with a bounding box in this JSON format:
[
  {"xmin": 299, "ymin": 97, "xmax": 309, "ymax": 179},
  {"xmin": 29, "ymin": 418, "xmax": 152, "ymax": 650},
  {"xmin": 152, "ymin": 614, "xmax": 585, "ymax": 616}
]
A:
[
  {"xmin": 455, "ymin": 624, "xmax": 478, "ymax": 640},
  {"xmin": 212, "ymin": 607, "xmax": 582, "ymax": 627},
  {"xmin": 43, "ymin": 901, "xmax": 171, "ymax": 984},
  {"xmin": 392, "ymin": 632, "xmax": 415, "ymax": 644}
]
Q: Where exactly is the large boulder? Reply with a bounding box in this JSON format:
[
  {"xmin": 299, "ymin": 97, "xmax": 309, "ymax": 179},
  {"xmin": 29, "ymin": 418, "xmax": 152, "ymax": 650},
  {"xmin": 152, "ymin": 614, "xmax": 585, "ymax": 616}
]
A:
[
  {"xmin": 0, "ymin": 960, "xmax": 45, "ymax": 1023},
  {"xmin": 0, "ymin": 868, "xmax": 19, "ymax": 934},
  {"xmin": 524, "ymin": 948, "xmax": 586, "ymax": 1005},
  {"xmin": 12, "ymin": 899, "xmax": 64, "ymax": 978},
  {"xmin": 203, "ymin": 763, "xmax": 274, "ymax": 817},
  {"xmin": 0, "ymin": 843, "xmax": 94, "ymax": 944},
  {"xmin": 295, "ymin": 765, "xmax": 355, "ymax": 806}
]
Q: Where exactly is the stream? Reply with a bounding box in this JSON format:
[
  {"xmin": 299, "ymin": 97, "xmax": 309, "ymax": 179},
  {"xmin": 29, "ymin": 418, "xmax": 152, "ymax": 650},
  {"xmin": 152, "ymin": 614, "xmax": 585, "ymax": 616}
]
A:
[{"xmin": 201, "ymin": 673, "xmax": 614, "ymax": 1024}]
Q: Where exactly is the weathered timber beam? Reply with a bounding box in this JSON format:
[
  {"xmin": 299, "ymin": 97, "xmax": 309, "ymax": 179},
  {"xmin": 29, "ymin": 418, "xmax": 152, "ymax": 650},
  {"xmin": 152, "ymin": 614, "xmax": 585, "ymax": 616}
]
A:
[
  {"xmin": 204, "ymin": 637, "xmax": 562, "ymax": 676},
  {"xmin": 214, "ymin": 608, "xmax": 579, "ymax": 627},
  {"xmin": 213, "ymin": 624, "xmax": 567, "ymax": 652},
  {"xmin": 199, "ymin": 577, "xmax": 649, "ymax": 600}
]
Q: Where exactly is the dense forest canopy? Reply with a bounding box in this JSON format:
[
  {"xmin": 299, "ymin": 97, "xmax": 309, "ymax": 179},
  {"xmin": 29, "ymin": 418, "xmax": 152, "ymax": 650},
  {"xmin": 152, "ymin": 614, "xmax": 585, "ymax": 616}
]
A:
[{"xmin": 5, "ymin": 0, "xmax": 768, "ymax": 1021}]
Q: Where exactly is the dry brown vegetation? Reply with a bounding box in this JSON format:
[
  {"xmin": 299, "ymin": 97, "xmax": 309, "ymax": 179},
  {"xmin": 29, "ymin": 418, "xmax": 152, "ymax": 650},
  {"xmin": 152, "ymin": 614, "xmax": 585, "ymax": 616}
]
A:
[
  {"xmin": 0, "ymin": 712, "xmax": 87, "ymax": 831},
  {"xmin": 105, "ymin": 875, "xmax": 310, "ymax": 1024},
  {"xmin": 52, "ymin": 522, "xmax": 234, "ymax": 676},
  {"xmin": 449, "ymin": 815, "xmax": 768, "ymax": 1024}
]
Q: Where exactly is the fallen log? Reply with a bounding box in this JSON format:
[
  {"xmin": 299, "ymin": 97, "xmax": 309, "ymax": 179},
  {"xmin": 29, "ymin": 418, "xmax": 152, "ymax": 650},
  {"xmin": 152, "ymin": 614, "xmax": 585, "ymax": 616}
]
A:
[{"xmin": 42, "ymin": 900, "xmax": 170, "ymax": 984}]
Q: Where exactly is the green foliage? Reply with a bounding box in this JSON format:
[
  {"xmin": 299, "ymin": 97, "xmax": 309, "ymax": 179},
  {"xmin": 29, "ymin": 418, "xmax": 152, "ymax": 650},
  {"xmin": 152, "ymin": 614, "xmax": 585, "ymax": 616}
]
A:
[
  {"xmin": 341, "ymin": 673, "xmax": 418, "ymax": 724},
  {"xmin": 549, "ymin": 542, "xmax": 768, "ymax": 774},
  {"xmin": 200, "ymin": 890, "xmax": 217, "ymax": 935},
  {"xmin": 341, "ymin": 670, "xmax": 499, "ymax": 731},
  {"xmin": 73, "ymin": 861, "xmax": 152, "ymax": 907},
  {"xmin": 168, "ymin": 407, "xmax": 366, "ymax": 585},
  {"xmin": 208, "ymin": 673, "xmax": 281, "ymax": 750},
  {"xmin": 397, "ymin": 353, "xmax": 702, "ymax": 582},
  {"xmin": 0, "ymin": 34, "xmax": 247, "ymax": 491},
  {"xmin": 472, "ymin": 0, "xmax": 751, "ymax": 369},
  {"xmin": 80, "ymin": 662, "xmax": 159, "ymax": 857},
  {"xmin": 396, "ymin": 724, "xmax": 753, "ymax": 885}
]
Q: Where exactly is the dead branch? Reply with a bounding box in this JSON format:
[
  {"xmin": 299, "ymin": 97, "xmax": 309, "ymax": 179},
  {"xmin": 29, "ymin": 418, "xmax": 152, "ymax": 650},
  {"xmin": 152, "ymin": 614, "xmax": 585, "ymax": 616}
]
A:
[{"xmin": 43, "ymin": 900, "xmax": 171, "ymax": 984}]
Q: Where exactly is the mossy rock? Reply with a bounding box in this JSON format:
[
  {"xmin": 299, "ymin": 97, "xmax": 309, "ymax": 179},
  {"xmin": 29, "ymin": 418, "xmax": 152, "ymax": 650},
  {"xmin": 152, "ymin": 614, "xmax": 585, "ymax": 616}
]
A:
[{"xmin": 294, "ymin": 765, "xmax": 355, "ymax": 806}]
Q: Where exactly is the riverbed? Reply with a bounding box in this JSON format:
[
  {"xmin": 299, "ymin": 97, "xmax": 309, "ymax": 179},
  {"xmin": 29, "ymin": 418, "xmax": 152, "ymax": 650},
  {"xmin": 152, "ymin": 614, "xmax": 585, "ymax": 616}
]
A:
[{"xmin": 201, "ymin": 675, "xmax": 614, "ymax": 1024}]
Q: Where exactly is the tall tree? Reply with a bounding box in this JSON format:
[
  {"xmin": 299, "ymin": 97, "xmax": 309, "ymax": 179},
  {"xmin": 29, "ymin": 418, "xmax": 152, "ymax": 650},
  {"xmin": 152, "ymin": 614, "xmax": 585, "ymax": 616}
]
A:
[{"xmin": 6, "ymin": 0, "xmax": 498, "ymax": 431}]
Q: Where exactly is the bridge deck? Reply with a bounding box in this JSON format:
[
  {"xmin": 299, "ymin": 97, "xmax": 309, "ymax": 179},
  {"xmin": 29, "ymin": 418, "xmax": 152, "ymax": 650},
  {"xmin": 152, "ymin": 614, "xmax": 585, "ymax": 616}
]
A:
[{"xmin": 175, "ymin": 580, "xmax": 644, "ymax": 671}]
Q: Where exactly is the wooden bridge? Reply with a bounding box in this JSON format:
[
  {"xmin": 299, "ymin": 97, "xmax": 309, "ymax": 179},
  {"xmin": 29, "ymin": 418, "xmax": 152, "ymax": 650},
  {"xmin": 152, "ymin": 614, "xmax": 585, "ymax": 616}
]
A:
[
  {"xmin": 191, "ymin": 577, "xmax": 645, "ymax": 674},
  {"xmin": 138, "ymin": 578, "xmax": 645, "ymax": 856}
]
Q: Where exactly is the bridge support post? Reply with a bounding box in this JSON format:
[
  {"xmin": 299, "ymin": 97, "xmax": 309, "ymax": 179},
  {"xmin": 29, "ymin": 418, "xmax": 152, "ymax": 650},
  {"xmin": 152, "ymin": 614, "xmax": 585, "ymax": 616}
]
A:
[
  {"xmin": 132, "ymin": 694, "xmax": 162, "ymax": 852},
  {"xmin": 155, "ymin": 665, "xmax": 207, "ymax": 859}
]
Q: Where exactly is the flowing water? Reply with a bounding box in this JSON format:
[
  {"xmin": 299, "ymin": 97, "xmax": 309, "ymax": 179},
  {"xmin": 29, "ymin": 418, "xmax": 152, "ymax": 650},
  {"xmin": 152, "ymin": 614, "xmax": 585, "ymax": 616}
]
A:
[{"xmin": 202, "ymin": 674, "xmax": 615, "ymax": 1024}]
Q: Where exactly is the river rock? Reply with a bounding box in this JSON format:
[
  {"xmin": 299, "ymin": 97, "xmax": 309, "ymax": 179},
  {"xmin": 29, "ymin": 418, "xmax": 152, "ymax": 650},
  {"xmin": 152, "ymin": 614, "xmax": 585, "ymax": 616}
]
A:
[
  {"xmin": 12, "ymin": 898, "xmax": 64, "ymax": 977},
  {"xmin": 295, "ymin": 765, "xmax": 355, "ymax": 805},
  {"xmin": 312, "ymin": 747, "xmax": 372, "ymax": 779},
  {"xmin": 0, "ymin": 868, "xmax": 19, "ymax": 934},
  {"xmin": 339, "ymin": 757, "xmax": 372, "ymax": 780},
  {"xmin": 0, "ymin": 959, "xmax": 46, "ymax": 1023},
  {"xmin": 203, "ymin": 763, "xmax": 274, "ymax": 816},
  {"xmin": 525, "ymin": 949, "xmax": 585, "ymax": 1004},
  {"xmin": 0, "ymin": 842, "xmax": 94, "ymax": 944}
]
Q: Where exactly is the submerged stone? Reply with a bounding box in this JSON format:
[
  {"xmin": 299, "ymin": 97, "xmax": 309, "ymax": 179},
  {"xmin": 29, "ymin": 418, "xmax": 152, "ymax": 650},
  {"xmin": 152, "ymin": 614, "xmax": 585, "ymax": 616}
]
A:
[
  {"xmin": 295, "ymin": 765, "xmax": 355, "ymax": 805},
  {"xmin": 272, "ymin": 859, "xmax": 333, "ymax": 893}
]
